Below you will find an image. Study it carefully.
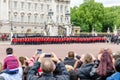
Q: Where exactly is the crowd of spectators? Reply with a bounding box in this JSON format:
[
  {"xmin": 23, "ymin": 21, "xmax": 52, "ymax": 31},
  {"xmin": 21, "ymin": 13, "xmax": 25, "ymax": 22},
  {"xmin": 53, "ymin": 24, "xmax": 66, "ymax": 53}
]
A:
[{"xmin": 0, "ymin": 47, "xmax": 120, "ymax": 80}]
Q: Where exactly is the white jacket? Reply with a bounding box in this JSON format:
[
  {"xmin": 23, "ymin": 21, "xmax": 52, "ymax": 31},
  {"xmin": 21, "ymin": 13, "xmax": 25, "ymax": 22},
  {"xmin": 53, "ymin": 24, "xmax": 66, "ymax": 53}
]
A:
[{"xmin": 0, "ymin": 67, "xmax": 22, "ymax": 80}]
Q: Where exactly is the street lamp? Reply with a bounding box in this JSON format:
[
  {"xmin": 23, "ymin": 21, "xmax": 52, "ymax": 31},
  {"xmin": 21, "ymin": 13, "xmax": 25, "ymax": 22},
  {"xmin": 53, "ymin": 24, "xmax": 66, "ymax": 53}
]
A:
[
  {"xmin": 71, "ymin": 22, "xmax": 74, "ymax": 35},
  {"xmin": 44, "ymin": 22, "xmax": 47, "ymax": 36},
  {"xmin": 11, "ymin": 21, "xmax": 13, "ymax": 32}
]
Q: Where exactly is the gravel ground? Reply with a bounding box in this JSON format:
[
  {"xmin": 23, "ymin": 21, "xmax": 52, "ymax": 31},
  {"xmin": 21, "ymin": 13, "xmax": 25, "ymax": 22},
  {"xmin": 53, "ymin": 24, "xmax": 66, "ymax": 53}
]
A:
[{"xmin": 0, "ymin": 43, "xmax": 120, "ymax": 62}]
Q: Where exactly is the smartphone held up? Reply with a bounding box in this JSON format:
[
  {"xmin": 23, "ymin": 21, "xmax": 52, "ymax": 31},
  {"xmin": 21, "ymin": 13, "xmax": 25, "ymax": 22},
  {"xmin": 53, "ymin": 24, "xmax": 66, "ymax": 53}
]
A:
[
  {"xmin": 45, "ymin": 53, "xmax": 51, "ymax": 58},
  {"xmin": 37, "ymin": 49, "xmax": 42, "ymax": 54},
  {"xmin": 37, "ymin": 49, "xmax": 52, "ymax": 58}
]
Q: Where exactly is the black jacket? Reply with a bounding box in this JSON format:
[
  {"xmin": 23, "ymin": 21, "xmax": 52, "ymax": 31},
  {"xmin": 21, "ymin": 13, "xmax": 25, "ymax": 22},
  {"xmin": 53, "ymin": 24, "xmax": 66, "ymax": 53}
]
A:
[
  {"xmin": 27, "ymin": 62, "xmax": 70, "ymax": 80},
  {"xmin": 64, "ymin": 57, "xmax": 76, "ymax": 67},
  {"xmin": 77, "ymin": 63, "xmax": 94, "ymax": 80}
]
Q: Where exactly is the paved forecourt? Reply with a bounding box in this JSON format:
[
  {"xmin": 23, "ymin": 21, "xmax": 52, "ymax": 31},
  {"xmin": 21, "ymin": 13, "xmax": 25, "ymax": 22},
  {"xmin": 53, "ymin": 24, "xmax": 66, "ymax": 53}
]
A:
[{"xmin": 0, "ymin": 43, "xmax": 120, "ymax": 62}]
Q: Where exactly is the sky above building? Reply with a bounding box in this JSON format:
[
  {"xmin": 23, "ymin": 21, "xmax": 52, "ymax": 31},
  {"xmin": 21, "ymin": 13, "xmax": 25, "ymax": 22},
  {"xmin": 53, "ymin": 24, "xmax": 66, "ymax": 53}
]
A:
[{"xmin": 70, "ymin": 0, "xmax": 120, "ymax": 7}]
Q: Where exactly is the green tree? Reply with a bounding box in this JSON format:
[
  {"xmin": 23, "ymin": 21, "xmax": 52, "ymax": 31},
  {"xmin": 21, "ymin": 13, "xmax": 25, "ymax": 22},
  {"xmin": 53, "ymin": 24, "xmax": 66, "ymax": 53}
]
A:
[
  {"xmin": 70, "ymin": 6, "xmax": 80, "ymax": 26},
  {"xmin": 113, "ymin": 6, "xmax": 120, "ymax": 29},
  {"xmin": 102, "ymin": 7, "xmax": 114, "ymax": 32},
  {"xmin": 103, "ymin": 6, "xmax": 120, "ymax": 32},
  {"xmin": 71, "ymin": 0, "xmax": 104, "ymax": 32}
]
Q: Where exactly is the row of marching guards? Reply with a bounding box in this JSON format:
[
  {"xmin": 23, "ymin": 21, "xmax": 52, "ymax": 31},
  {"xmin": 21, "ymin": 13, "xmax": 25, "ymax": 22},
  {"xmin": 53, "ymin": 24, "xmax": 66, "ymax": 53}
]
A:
[{"xmin": 11, "ymin": 36, "xmax": 106, "ymax": 45}]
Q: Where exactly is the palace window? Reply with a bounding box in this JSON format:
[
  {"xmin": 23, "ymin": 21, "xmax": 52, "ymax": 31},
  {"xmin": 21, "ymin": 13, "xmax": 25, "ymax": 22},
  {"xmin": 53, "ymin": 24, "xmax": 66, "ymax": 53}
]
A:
[
  {"xmin": 41, "ymin": 4, "xmax": 43, "ymax": 11},
  {"xmin": 35, "ymin": 3, "xmax": 37, "ymax": 11},
  {"xmin": 65, "ymin": 6, "xmax": 68, "ymax": 12},
  {"xmin": 60, "ymin": 5, "xmax": 63, "ymax": 13},
  {"xmin": 14, "ymin": 15, "xmax": 17, "ymax": 22},
  {"xmin": 40, "ymin": 14, "xmax": 44, "ymax": 23},
  {"xmin": 34, "ymin": 15, "xmax": 37, "ymax": 23},
  {"xmin": 47, "ymin": 4, "xmax": 50, "ymax": 11},
  {"xmin": 56, "ymin": 5, "xmax": 59, "ymax": 13},
  {"xmin": 21, "ymin": 15, "xmax": 24, "ymax": 22},
  {"xmin": 28, "ymin": 15, "xmax": 31, "ymax": 22},
  {"xmin": 14, "ymin": 1, "xmax": 17, "ymax": 10},
  {"xmin": 28, "ymin": 3, "xmax": 31, "ymax": 10},
  {"xmin": 21, "ymin": 2, "xmax": 24, "ymax": 10},
  {"xmin": 56, "ymin": 16, "xmax": 59, "ymax": 23}
]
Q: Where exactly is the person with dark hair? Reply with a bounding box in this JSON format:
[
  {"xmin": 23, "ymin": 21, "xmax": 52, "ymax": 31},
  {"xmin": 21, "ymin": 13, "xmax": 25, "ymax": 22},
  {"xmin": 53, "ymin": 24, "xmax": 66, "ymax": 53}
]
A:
[
  {"xmin": 3, "ymin": 47, "xmax": 19, "ymax": 74},
  {"xmin": 106, "ymin": 58, "xmax": 120, "ymax": 80},
  {"xmin": 27, "ymin": 52, "xmax": 69, "ymax": 80},
  {"xmin": 0, "ymin": 47, "xmax": 22, "ymax": 80},
  {"xmin": 69, "ymin": 70, "xmax": 78, "ymax": 80},
  {"xmin": 19, "ymin": 56, "xmax": 26, "ymax": 70},
  {"xmin": 97, "ymin": 49, "xmax": 115, "ymax": 80},
  {"xmin": 68, "ymin": 51, "xmax": 75, "ymax": 58},
  {"xmin": 65, "ymin": 65, "xmax": 78, "ymax": 80},
  {"xmin": 64, "ymin": 51, "xmax": 76, "ymax": 67}
]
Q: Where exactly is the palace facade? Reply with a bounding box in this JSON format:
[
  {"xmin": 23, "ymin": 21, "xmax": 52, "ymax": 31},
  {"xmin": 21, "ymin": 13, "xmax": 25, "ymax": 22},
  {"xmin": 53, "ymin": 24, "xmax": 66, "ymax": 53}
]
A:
[{"xmin": 0, "ymin": 0, "xmax": 72, "ymax": 36}]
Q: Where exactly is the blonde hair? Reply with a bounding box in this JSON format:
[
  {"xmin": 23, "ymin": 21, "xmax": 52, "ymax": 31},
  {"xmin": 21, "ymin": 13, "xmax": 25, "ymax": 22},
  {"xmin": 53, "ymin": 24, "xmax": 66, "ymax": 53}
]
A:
[
  {"xmin": 84, "ymin": 54, "xmax": 93, "ymax": 64},
  {"xmin": 65, "ymin": 65, "xmax": 74, "ymax": 71}
]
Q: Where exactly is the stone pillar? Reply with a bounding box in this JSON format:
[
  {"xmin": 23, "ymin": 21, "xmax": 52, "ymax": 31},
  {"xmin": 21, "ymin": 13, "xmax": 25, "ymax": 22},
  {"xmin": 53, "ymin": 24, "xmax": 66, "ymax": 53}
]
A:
[
  {"xmin": 54, "ymin": 25, "xmax": 58, "ymax": 36},
  {"xmin": 0, "ymin": 0, "xmax": 9, "ymax": 21},
  {"xmin": 0, "ymin": 0, "xmax": 9, "ymax": 33}
]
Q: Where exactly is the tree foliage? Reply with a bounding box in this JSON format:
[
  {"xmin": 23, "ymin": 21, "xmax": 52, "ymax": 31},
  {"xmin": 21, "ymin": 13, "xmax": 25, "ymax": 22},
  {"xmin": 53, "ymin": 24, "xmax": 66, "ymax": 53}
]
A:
[{"xmin": 71, "ymin": 0, "xmax": 120, "ymax": 32}]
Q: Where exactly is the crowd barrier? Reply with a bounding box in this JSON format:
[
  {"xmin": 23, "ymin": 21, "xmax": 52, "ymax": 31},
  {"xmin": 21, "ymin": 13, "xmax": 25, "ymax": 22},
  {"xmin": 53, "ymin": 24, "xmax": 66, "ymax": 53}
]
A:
[{"xmin": 11, "ymin": 36, "xmax": 106, "ymax": 45}]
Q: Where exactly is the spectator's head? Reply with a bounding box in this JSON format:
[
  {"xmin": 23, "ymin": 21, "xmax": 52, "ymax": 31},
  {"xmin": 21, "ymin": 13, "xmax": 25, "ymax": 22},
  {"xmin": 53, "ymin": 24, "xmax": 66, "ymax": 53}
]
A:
[
  {"xmin": 6, "ymin": 47, "xmax": 13, "ymax": 55},
  {"xmin": 115, "ymin": 58, "xmax": 120, "ymax": 72},
  {"xmin": 113, "ymin": 51, "xmax": 120, "ymax": 61},
  {"xmin": 19, "ymin": 56, "xmax": 26, "ymax": 66},
  {"xmin": 83, "ymin": 54, "xmax": 93, "ymax": 64},
  {"xmin": 41, "ymin": 58, "xmax": 55, "ymax": 73},
  {"xmin": 68, "ymin": 51, "xmax": 74, "ymax": 59},
  {"xmin": 98, "ymin": 48, "xmax": 112, "ymax": 60},
  {"xmin": 98, "ymin": 49, "xmax": 114, "ymax": 76},
  {"xmin": 65, "ymin": 65, "xmax": 74, "ymax": 72},
  {"xmin": 69, "ymin": 70, "xmax": 78, "ymax": 80}
]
